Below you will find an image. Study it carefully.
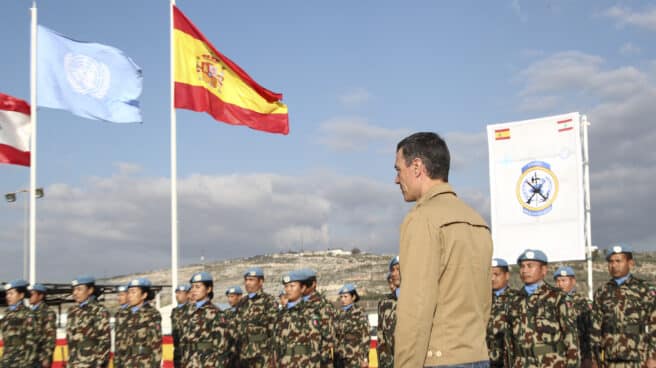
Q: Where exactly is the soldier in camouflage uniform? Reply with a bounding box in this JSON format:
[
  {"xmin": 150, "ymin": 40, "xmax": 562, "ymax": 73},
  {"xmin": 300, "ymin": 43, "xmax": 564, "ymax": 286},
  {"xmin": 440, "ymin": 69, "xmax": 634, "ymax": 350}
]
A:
[
  {"xmin": 279, "ymin": 288, "xmax": 288, "ymax": 310},
  {"xmin": 121, "ymin": 278, "xmax": 162, "ymax": 367},
  {"xmin": 225, "ymin": 286, "xmax": 244, "ymax": 368},
  {"xmin": 376, "ymin": 256, "xmax": 399, "ymax": 368},
  {"xmin": 171, "ymin": 283, "xmax": 191, "ymax": 368},
  {"xmin": 28, "ymin": 283, "xmax": 57, "ymax": 368},
  {"xmin": 235, "ymin": 267, "xmax": 278, "ymax": 368},
  {"xmin": 334, "ymin": 284, "xmax": 370, "ymax": 368},
  {"xmin": 1, "ymin": 279, "xmax": 38, "ymax": 366},
  {"xmin": 504, "ymin": 249, "xmax": 580, "ymax": 367},
  {"xmin": 486, "ymin": 258, "xmax": 519, "ymax": 368},
  {"xmin": 180, "ymin": 271, "xmax": 230, "ymax": 368},
  {"xmin": 274, "ymin": 270, "xmax": 322, "ymax": 368},
  {"xmin": 590, "ymin": 244, "xmax": 656, "ymax": 367},
  {"xmin": 113, "ymin": 284, "xmax": 130, "ymax": 368},
  {"xmin": 300, "ymin": 268, "xmax": 337, "ymax": 368},
  {"xmin": 553, "ymin": 266, "xmax": 593, "ymax": 368},
  {"xmin": 66, "ymin": 275, "xmax": 111, "ymax": 367}
]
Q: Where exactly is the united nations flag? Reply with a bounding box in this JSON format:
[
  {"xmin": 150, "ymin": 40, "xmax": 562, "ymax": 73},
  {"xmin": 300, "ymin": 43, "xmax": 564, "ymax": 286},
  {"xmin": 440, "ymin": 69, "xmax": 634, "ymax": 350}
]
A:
[{"xmin": 37, "ymin": 25, "xmax": 143, "ymax": 123}]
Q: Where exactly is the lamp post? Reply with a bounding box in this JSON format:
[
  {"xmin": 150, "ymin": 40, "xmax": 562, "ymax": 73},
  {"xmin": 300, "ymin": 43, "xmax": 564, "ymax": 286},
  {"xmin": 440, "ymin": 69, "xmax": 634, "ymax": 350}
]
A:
[{"xmin": 5, "ymin": 188, "xmax": 44, "ymax": 279}]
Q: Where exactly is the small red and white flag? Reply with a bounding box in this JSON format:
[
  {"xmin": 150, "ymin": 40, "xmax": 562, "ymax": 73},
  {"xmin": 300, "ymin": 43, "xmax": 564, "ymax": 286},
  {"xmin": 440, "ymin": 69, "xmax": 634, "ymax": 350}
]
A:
[
  {"xmin": 0, "ymin": 93, "xmax": 31, "ymax": 167},
  {"xmin": 557, "ymin": 118, "xmax": 574, "ymax": 132}
]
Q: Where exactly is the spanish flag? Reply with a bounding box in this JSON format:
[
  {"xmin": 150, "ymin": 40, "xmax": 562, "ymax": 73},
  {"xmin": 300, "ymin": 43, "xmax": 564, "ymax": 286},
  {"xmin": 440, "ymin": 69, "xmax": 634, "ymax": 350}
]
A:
[
  {"xmin": 173, "ymin": 6, "xmax": 289, "ymax": 134},
  {"xmin": 494, "ymin": 128, "xmax": 510, "ymax": 140}
]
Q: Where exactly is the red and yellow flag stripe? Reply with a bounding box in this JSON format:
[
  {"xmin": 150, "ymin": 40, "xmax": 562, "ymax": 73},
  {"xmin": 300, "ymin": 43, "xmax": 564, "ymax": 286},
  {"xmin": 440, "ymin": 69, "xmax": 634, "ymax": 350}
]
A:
[{"xmin": 173, "ymin": 5, "xmax": 289, "ymax": 134}]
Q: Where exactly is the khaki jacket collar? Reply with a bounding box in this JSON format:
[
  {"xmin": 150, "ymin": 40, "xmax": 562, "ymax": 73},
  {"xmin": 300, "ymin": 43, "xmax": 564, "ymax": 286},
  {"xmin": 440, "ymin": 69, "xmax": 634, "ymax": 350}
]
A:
[{"xmin": 414, "ymin": 182, "xmax": 456, "ymax": 210}]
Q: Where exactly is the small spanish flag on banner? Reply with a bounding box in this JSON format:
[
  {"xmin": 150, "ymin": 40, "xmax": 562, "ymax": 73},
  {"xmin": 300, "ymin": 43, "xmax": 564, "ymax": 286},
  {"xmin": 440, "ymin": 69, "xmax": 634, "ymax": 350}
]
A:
[
  {"xmin": 173, "ymin": 6, "xmax": 289, "ymax": 134},
  {"xmin": 494, "ymin": 128, "xmax": 510, "ymax": 140}
]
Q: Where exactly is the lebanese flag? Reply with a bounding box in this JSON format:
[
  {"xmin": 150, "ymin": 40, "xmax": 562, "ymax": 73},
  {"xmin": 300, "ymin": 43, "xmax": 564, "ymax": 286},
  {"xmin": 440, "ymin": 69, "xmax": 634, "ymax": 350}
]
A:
[{"xmin": 0, "ymin": 93, "xmax": 31, "ymax": 167}]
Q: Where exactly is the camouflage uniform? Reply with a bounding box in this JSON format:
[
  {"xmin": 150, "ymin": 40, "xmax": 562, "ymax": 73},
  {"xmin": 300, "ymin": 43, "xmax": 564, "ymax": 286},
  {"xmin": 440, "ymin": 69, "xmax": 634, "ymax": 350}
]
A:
[
  {"xmin": 121, "ymin": 303, "xmax": 162, "ymax": 367},
  {"xmin": 274, "ymin": 300, "xmax": 322, "ymax": 368},
  {"xmin": 171, "ymin": 303, "xmax": 189, "ymax": 368},
  {"xmin": 505, "ymin": 283, "xmax": 580, "ymax": 367},
  {"xmin": 223, "ymin": 307, "xmax": 240, "ymax": 368},
  {"xmin": 591, "ymin": 276, "xmax": 656, "ymax": 367},
  {"xmin": 486, "ymin": 287, "xmax": 519, "ymax": 367},
  {"xmin": 180, "ymin": 301, "xmax": 230, "ymax": 368},
  {"xmin": 0, "ymin": 302, "xmax": 38, "ymax": 366},
  {"xmin": 565, "ymin": 291, "xmax": 592, "ymax": 363},
  {"xmin": 113, "ymin": 305, "xmax": 130, "ymax": 368},
  {"xmin": 304, "ymin": 292, "xmax": 337, "ymax": 368},
  {"xmin": 31, "ymin": 301, "xmax": 57, "ymax": 367},
  {"xmin": 234, "ymin": 290, "xmax": 278, "ymax": 368},
  {"xmin": 334, "ymin": 304, "xmax": 370, "ymax": 368},
  {"xmin": 376, "ymin": 293, "xmax": 396, "ymax": 368},
  {"xmin": 66, "ymin": 298, "xmax": 111, "ymax": 367}
]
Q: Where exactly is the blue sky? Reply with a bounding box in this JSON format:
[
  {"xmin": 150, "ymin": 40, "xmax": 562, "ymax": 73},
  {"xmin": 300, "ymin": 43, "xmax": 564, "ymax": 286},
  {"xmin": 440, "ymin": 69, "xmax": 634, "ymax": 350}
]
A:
[{"xmin": 1, "ymin": 0, "xmax": 655, "ymax": 281}]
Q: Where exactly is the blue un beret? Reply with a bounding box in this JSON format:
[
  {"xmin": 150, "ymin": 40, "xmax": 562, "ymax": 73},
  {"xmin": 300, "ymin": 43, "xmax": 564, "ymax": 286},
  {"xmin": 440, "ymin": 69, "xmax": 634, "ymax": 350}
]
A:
[
  {"xmin": 299, "ymin": 268, "xmax": 317, "ymax": 280},
  {"xmin": 491, "ymin": 258, "xmax": 509, "ymax": 268},
  {"xmin": 4, "ymin": 279, "xmax": 29, "ymax": 291},
  {"xmin": 281, "ymin": 270, "xmax": 306, "ymax": 284},
  {"xmin": 71, "ymin": 275, "xmax": 96, "ymax": 287},
  {"xmin": 176, "ymin": 284, "xmax": 191, "ymax": 292},
  {"xmin": 553, "ymin": 266, "xmax": 576, "ymax": 279},
  {"xmin": 605, "ymin": 244, "xmax": 633, "ymax": 261},
  {"xmin": 243, "ymin": 267, "xmax": 264, "ymax": 278},
  {"xmin": 388, "ymin": 256, "xmax": 399, "ymax": 271},
  {"xmin": 517, "ymin": 249, "xmax": 548, "ymax": 264},
  {"xmin": 28, "ymin": 283, "xmax": 48, "ymax": 293},
  {"xmin": 338, "ymin": 283, "xmax": 358, "ymax": 294},
  {"xmin": 225, "ymin": 286, "xmax": 243, "ymax": 295},
  {"xmin": 116, "ymin": 285, "xmax": 129, "ymax": 293},
  {"xmin": 128, "ymin": 278, "xmax": 152, "ymax": 288},
  {"xmin": 190, "ymin": 271, "xmax": 213, "ymax": 283}
]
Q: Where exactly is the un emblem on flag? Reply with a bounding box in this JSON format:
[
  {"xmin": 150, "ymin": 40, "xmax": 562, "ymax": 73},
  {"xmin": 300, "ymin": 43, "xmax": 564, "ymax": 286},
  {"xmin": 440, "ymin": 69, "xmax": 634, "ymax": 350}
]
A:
[
  {"xmin": 64, "ymin": 53, "xmax": 111, "ymax": 99},
  {"xmin": 515, "ymin": 161, "xmax": 559, "ymax": 217}
]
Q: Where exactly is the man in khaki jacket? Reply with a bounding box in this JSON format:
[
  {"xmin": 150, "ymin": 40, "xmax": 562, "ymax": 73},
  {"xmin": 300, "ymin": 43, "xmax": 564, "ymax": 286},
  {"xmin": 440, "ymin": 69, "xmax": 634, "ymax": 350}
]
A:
[{"xmin": 393, "ymin": 132, "xmax": 493, "ymax": 368}]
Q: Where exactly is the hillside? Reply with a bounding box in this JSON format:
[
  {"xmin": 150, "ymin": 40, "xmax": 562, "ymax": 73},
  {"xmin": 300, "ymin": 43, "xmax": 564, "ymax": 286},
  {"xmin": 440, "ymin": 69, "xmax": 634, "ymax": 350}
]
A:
[{"xmin": 101, "ymin": 250, "xmax": 656, "ymax": 311}]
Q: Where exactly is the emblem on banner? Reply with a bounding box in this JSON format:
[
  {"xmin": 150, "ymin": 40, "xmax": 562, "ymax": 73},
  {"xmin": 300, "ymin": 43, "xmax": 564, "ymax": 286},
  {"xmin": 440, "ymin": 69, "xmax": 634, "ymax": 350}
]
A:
[
  {"xmin": 515, "ymin": 160, "xmax": 559, "ymax": 216},
  {"xmin": 196, "ymin": 54, "xmax": 226, "ymax": 94}
]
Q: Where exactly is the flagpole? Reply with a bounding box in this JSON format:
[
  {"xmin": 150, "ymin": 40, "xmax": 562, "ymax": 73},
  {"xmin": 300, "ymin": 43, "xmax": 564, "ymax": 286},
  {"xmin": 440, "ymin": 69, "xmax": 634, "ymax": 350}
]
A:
[
  {"xmin": 582, "ymin": 115, "xmax": 593, "ymax": 300},
  {"xmin": 29, "ymin": 0, "xmax": 38, "ymax": 285},
  {"xmin": 170, "ymin": 0, "xmax": 179, "ymax": 303}
]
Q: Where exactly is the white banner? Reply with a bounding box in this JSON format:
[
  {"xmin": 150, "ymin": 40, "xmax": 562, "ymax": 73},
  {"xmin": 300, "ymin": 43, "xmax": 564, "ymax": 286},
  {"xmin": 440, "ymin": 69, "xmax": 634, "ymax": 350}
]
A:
[{"xmin": 487, "ymin": 112, "xmax": 586, "ymax": 264}]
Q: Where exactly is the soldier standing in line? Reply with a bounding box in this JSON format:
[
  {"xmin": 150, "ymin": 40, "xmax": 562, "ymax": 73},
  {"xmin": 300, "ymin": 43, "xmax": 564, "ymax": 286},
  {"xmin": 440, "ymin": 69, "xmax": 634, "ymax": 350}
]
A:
[
  {"xmin": 553, "ymin": 266, "xmax": 593, "ymax": 368},
  {"xmin": 28, "ymin": 283, "xmax": 57, "ymax": 368},
  {"xmin": 0, "ymin": 279, "xmax": 37, "ymax": 366},
  {"xmin": 376, "ymin": 256, "xmax": 399, "ymax": 368},
  {"xmin": 171, "ymin": 283, "xmax": 191, "ymax": 368},
  {"xmin": 590, "ymin": 244, "xmax": 656, "ymax": 367},
  {"xmin": 122, "ymin": 278, "xmax": 162, "ymax": 367},
  {"xmin": 274, "ymin": 270, "xmax": 322, "ymax": 368},
  {"xmin": 225, "ymin": 285, "xmax": 244, "ymax": 368},
  {"xmin": 180, "ymin": 271, "xmax": 230, "ymax": 368},
  {"xmin": 504, "ymin": 250, "xmax": 579, "ymax": 367},
  {"xmin": 300, "ymin": 268, "xmax": 337, "ymax": 368},
  {"xmin": 113, "ymin": 284, "xmax": 130, "ymax": 368},
  {"xmin": 235, "ymin": 267, "xmax": 278, "ymax": 368},
  {"xmin": 334, "ymin": 284, "xmax": 370, "ymax": 368},
  {"xmin": 66, "ymin": 275, "xmax": 111, "ymax": 367},
  {"xmin": 278, "ymin": 288, "xmax": 288, "ymax": 310},
  {"xmin": 486, "ymin": 258, "xmax": 519, "ymax": 368}
]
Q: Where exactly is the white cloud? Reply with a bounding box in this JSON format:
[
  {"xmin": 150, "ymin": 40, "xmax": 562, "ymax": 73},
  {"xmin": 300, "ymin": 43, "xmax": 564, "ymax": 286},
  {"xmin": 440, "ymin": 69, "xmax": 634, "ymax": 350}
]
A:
[
  {"xmin": 603, "ymin": 6, "xmax": 656, "ymax": 31},
  {"xmin": 317, "ymin": 117, "xmax": 410, "ymax": 152},
  {"xmin": 515, "ymin": 50, "xmax": 656, "ymax": 249},
  {"xmin": 620, "ymin": 42, "xmax": 641, "ymax": 56},
  {"xmin": 338, "ymin": 88, "xmax": 371, "ymax": 107},
  {"xmin": 0, "ymin": 170, "xmax": 410, "ymax": 281}
]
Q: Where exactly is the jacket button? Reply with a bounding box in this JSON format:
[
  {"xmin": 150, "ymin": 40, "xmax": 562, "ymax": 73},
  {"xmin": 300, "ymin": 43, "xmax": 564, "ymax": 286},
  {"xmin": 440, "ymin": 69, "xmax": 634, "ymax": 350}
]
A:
[{"xmin": 436, "ymin": 351, "xmax": 442, "ymax": 357}]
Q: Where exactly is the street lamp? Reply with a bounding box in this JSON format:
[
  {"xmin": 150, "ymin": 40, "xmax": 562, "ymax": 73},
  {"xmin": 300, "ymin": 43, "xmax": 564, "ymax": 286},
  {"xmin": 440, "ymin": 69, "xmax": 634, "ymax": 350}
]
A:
[{"xmin": 4, "ymin": 188, "xmax": 44, "ymax": 279}]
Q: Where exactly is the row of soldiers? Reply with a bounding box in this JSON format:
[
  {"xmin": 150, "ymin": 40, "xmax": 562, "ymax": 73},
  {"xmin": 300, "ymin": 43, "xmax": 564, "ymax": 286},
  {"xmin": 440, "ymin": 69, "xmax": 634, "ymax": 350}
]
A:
[
  {"xmin": 0, "ymin": 262, "xmax": 389, "ymax": 368},
  {"xmin": 487, "ymin": 245, "xmax": 656, "ymax": 367}
]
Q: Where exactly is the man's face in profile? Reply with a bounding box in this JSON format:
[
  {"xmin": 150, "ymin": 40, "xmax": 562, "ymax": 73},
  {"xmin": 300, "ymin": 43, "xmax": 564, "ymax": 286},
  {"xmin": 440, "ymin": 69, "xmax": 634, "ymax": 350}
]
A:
[{"xmin": 395, "ymin": 149, "xmax": 419, "ymax": 202}]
